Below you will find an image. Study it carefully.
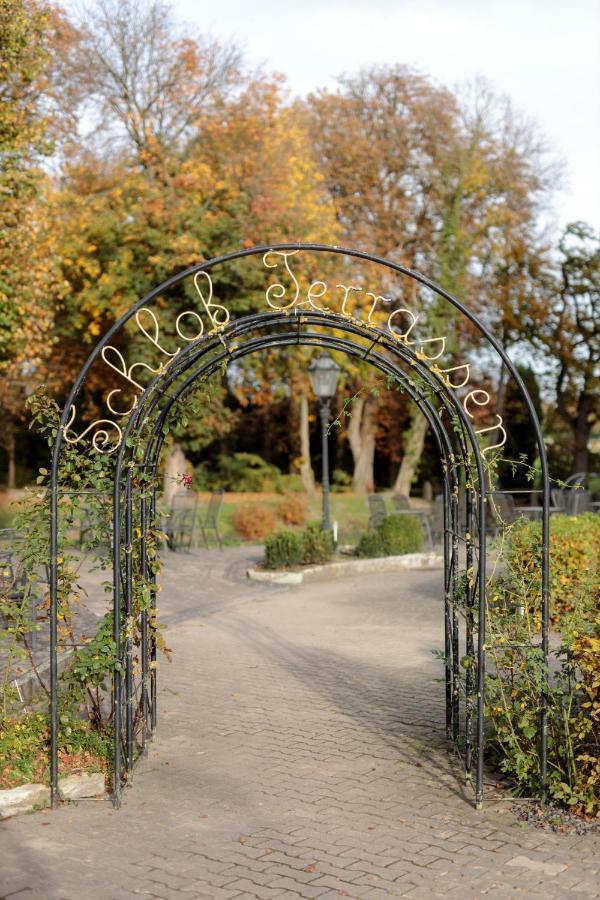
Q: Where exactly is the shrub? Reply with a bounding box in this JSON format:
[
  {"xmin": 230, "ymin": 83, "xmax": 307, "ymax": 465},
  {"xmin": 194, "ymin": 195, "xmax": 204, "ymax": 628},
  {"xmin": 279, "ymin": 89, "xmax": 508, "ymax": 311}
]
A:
[
  {"xmin": 192, "ymin": 464, "xmax": 209, "ymax": 492},
  {"xmin": 331, "ymin": 469, "xmax": 352, "ymax": 492},
  {"xmin": 264, "ymin": 531, "xmax": 304, "ymax": 569},
  {"xmin": 0, "ymin": 712, "xmax": 112, "ymax": 789},
  {"xmin": 355, "ymin": 531, "xmax": 384, "ymax": 558},
  {"xmin": 509, "ymin": 513, "xmax": 600, "ymax": 618},
  {"xmin": 355, "ymin": 514, "xmax": 423, "ymax": 558},
  {"xmin": 217, "ymin": 453, "xmax": 282, "ymax": 492},
  {"xmin": 302, "ymin": 524, "xmax": 334, "ymax": 565},
  {"xmin": 263, "ymin": 524, "xmax": 335, "ymax": 568},
  {"xmin": 276, "ymin": 493, "xmax": 307, "ymax": 526},
  {"xmin": 276, "ymin": 473, "xmax": 304, "ymax": 493},
  {"xmin": 482, "ymin": 513, "xmax": 600, "ymax": 817},
  {"xmin": 233, "ymin": 503, "xmax": 277, "ymax": 540},
  {"xmin": 379, "ymin": 514, "xmax": 423, "ymax": 554}
]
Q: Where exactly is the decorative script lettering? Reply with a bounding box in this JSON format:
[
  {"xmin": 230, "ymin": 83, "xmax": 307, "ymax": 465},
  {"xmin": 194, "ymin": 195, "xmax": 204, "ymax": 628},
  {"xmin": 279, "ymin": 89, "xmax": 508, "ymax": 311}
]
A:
[{"xmin": 64, "ymin": 250, "xmax": 506, "ymax": 457}]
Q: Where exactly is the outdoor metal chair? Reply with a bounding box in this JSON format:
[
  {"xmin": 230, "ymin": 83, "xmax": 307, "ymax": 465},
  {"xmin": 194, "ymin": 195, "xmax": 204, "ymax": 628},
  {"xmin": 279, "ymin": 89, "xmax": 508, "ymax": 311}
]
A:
[
  {"xmin": 391, "ymin": 493, "xmax": 433, "ymax": 549},
  {"xmin": 430, "ymin": 494, "xmax": 444, "ymax": 544},
  {"xmin": 569, "ymin": 489, "xmax": 593, "ymax": 515},
  {"xmin": 199, "ymin": 489, "xmax": 225, "ymax": 550},
  {"xmin": 165, "ymin": 491, "xmax": 198, "ymax": 552},
  {"xmin": 366, "ymin": 493, "xmax": 387, "ymax": 530}
]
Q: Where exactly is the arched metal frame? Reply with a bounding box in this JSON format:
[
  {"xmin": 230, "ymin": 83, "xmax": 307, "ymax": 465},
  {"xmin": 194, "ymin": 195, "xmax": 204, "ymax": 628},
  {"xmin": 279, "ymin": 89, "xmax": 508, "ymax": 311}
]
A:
[{"xmin": 49, "ymin": 244, "xmax": 550, "ymax": 812}]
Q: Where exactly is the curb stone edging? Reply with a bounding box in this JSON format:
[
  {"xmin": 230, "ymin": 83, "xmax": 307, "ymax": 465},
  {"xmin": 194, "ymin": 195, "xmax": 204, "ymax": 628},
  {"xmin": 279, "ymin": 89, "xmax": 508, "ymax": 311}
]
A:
[
  {"xmin": 247, "ymin": 551, "xmax": 444, "ymax": 585},
  {"xmin": 0, "ymin": 772, "xmax": 106, "ymax": 819}
]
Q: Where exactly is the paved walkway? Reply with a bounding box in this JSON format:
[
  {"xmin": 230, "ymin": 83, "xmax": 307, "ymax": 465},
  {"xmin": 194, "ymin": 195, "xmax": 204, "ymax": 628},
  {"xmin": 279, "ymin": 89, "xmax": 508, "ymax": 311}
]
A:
[{"xmin": 1, "ymin": 547, "xmax": 599, "ymax": 899}]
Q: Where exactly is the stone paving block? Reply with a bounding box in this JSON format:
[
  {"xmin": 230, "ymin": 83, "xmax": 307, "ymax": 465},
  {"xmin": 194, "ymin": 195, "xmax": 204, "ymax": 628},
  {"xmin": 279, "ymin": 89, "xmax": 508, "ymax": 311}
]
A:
[{"xmin": 1, "ymin": 551, "xmax": 599, "ymax": 900}]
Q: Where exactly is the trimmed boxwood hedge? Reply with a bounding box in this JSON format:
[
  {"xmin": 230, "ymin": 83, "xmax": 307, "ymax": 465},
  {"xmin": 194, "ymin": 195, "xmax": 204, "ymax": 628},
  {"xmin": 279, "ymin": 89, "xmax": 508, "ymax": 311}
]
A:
[
  {"xmin": 355, "ymin": 513, "xmax": 423, "ymax": 558},
  {"xmin": 264, "ymin": 524, "xmax": 334, "ymax": 569},
  {"xmin": 508, "ymin": 512, "xmax": 600, "ymax": 617}
]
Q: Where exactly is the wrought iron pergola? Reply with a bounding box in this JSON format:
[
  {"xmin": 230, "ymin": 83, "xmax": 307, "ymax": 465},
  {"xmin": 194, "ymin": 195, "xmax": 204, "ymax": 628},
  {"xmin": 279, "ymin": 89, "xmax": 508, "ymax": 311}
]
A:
[{"xmin": 48, "ymin": 244, "xmax": 551, "ymax": 810}]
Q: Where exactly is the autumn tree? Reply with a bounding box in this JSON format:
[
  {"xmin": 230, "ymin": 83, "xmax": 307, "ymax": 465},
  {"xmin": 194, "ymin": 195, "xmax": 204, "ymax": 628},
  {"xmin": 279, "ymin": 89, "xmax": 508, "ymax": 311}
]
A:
[
  {"xmin": 0, "ymin": 0, "xmax": 69, "ymax": 486},
  {"xmin": 51, "ymin": 6, "xmax": 338, "ymax": 478},
  {"xmin": 64, "ymin": 0, "xmax": 242, "ymax": 174},
  {"xmin": 306, "ymin": 67, "xmax": 557, "ymax": 493},
  {"xmin": 540, "ymin": 223, "xmax": 599, "ymax": 474}
]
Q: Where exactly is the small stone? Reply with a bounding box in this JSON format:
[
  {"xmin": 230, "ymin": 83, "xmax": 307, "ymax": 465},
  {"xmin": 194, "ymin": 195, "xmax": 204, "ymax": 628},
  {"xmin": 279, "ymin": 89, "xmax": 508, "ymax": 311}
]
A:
[
  {"xmin": 0, "ymin": 783, "xmax": 50, "ymax": 818},
  {"xmin": 507, "ymin": 855, "xmax": 568, "ymax": 876},
  {"xmin": 58, "ymin": 772, "xmax": 105, "ymax": 801}
]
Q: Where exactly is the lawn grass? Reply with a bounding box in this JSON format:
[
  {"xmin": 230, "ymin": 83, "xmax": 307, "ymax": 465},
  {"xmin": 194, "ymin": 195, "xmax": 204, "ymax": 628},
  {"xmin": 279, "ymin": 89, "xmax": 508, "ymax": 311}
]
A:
[{"xmin": 194, "ymin": 490, "xmax": 370, "ymax": 547}]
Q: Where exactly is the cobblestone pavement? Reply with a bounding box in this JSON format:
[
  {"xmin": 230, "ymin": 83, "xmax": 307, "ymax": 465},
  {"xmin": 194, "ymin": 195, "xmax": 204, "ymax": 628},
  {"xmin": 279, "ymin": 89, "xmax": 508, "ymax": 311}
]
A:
[{"xmin": 1, "ymin": 547, "xmax": 599, "ymax": 899}]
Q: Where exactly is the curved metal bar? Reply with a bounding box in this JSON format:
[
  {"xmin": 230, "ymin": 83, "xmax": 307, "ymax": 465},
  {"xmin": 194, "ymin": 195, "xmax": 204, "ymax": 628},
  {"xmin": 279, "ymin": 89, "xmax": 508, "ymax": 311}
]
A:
[
  {"xmin": 110, "ymin": 323, "xmax": 486, "ymax": 803},
  {"xmin": 141, "ymin": 335, "xmax": 472, "ymax": 762},
  {"xmin": 49, "ymin": 243, "xmax": 549, "ymax": 810}
]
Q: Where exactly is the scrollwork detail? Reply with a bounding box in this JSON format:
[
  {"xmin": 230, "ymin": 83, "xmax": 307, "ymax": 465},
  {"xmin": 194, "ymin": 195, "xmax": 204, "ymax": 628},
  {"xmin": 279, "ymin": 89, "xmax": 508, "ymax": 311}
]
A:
[{"xmin": 63, "ymin": 404, "xmax": 122, "ymax": 455}]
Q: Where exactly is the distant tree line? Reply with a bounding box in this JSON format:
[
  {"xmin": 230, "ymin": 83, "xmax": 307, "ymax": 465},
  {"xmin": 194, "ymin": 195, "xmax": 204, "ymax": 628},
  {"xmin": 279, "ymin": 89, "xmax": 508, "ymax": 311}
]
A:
[{"xmin": 0, "ymin": 0, "xmax": 597, "ymax": 493}]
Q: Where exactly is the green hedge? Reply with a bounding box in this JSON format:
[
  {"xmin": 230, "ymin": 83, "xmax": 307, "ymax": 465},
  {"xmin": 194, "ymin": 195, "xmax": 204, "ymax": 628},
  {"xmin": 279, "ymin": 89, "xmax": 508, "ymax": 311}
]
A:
[
  {"xmin": 484, "ymin": 512, "xmax": 600, "ymax": 816},
  {"xmin": 264, "ymin": 524, "xmax": 334, "ymax": 569},
  {"xmin": 355, "ymin": 514, "xmax": 423, "ymax": 558},
  {"xmin": 509, "ymin": 513, "xmax": 600, "ymax": 617},
  {"xmin": 264, "ymin": 530, "xmax": 303, "ymax": 569}
]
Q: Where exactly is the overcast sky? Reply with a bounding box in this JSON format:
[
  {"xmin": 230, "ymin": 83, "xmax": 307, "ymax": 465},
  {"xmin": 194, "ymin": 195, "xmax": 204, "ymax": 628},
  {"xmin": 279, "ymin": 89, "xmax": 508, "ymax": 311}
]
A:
[{"xmin": 175, "ymin": 0, "xmax": 599, "ymax": 236}]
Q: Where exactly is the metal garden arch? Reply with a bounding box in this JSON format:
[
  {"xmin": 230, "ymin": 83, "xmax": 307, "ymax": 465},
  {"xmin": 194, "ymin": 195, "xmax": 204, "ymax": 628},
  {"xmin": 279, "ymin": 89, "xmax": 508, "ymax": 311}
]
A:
[{"xmin": 49, "ymin": 244, "xmax": 551, "ymax": 811}]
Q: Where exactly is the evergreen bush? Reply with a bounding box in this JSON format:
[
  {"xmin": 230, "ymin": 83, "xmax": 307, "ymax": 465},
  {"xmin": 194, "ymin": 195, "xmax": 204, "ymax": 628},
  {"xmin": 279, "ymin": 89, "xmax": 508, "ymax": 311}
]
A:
[
  {"xmin": 302, "ymin": 524, "xmax": 334, "ymax": 565},
  {"xmin": 263, "ymin": 524, "xmax": 334, "ymax": 569},
  {"xmin": 355, "ymin": 514, "xmax": 423, "ymax": 558},
  {"xmin": 264, "ymin": 530, "xmax": 303, "ymax": 569}
]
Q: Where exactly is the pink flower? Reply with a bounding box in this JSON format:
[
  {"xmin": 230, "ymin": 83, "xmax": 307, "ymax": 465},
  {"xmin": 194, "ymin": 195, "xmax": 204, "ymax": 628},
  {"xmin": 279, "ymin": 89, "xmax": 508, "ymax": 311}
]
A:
[{"xmin": 179, "ymin": 473, "xmax": 193, "ymax": 487}]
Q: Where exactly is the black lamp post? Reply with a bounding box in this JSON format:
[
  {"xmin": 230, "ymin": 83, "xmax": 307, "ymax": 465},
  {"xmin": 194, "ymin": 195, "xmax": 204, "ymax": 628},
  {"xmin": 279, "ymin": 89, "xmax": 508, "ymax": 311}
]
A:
[{"xmin": 308, "ymin": 352, "xmax": 341, "ymax": 531}]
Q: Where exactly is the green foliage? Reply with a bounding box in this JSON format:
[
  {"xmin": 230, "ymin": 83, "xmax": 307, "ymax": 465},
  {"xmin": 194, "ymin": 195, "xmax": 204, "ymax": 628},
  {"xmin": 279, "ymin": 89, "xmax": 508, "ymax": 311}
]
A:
[
  {"xmin": 0, "ymin": 712, "xmax": 112, "ymax": 788},
  {"xmin": 301, "ymin": 524, "xmax": 334, "ymax": 565},
  {"xmin": 508, "ymin": 513, "xmax": 600, "ymax": 619},
  {"xmin": 355, "ymin": 530, "xmax": 385, "ymax": 559},
  {"xmin": 355, "ymin": 514, "xmax": 423, "ymax": 558},
  {"xmin": 264, "ymin": 530, "xmax": 304, "ymax": 569},
  {"xmin": 483, "ymin": 513, "xmax": 600, "ymax": 817},
  {"xmin": 379, "ymin": 514, "xmax": 423, "ymax": 554},
  {"xmin": 276, "ymin": 473, "xmax": 304, "ymax": 493},
  {"xmin": 1, "ymin": 387, "xmax": 169, "ymax": 786},
  {"xmin": 214, "ymin": 453, "xmax": 283, "ymax": 492},
  {"xmin": 263, "ymin": 524, "xmax": 334, "ymax": 569},
  {"xmin": 331, "ymin": 468, "xmax": 352, "ymax": 492}
]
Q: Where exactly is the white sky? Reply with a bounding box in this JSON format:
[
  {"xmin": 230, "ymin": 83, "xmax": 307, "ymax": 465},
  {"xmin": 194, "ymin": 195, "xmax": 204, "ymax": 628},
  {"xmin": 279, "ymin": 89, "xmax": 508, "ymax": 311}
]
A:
[{"xmin": 175, "ymin": 0, "xmax": 600, "ymax": 236}]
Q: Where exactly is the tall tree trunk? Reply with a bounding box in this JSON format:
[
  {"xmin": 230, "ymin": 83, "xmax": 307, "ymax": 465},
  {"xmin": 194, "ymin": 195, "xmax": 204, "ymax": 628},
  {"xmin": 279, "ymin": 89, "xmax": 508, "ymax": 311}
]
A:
[
  {"xmin": 6, "ymin": 426, "xmax": 16, "ymax": 491},
  {"xmin": 298, "ymin": 394, "xmax": 315, "ymax": 495},
  {"xmin": 347, "ymin": 394, "xmax": 377, "ymax": 494},
  {"xmin": 394, "ymin": 408, "xmax": 428, "ymax": 497},
  {"xmin": 572, "ymin": 391, "xmax": 593, "ymax": 474}
]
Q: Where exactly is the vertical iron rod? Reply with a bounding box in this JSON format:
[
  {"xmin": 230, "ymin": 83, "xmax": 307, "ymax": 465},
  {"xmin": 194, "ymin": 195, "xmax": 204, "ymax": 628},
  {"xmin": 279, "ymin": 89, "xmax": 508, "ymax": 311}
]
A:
[
  {"xmin": 465, "ymin": 483, "xmax": 475, "ymax": 781},
  {"xmin": 451, "ymin": 488, "xmax": 460, "ymax": 746},
  {"xmin": 319, "ymin": 400, "xmax": 331, "ymax": 531},
  {"xmin": 475, "ymin": 486, "xmax": 487, "ymax": 809},
  {"xmin": 125, "ymin": 469, "xmax": 134, "ymax": 773},
  {"xmin": 150, "ymin": 485, "xmax": 158, "ymax": 732},
  {"xmin": 443, "ymin": 472, "xmax": 452, "ymax": 737},
  {"xmin": 140, "ymin": 483, "xmax": 149, "ymax": 749},
  {"xmin": 49, "ymin": 449, "xmax": 60, "ymax": 807},
  {"xmin": 112, "ymin": 474, "xmax": 122, "ymax": 807}
]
